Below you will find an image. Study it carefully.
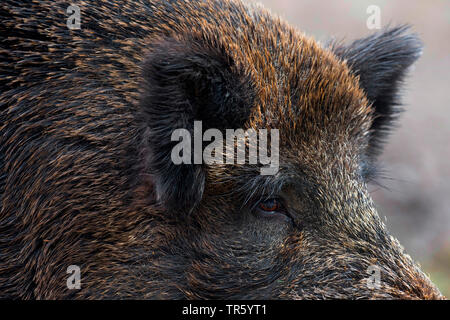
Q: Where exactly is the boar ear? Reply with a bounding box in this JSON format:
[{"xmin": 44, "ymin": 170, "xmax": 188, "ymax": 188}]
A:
[
  {"xmin": 330, "ymin": 26, "xmax": 423, "ymax": 156},
  {"xmin": 140, "ymin": 37, "xmax": 253, "ymax": 215}
]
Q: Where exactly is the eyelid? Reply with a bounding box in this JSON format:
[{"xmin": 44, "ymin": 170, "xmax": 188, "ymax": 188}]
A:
[
  {"xmin": 254, "ymin": 198, "xmax": 293, "ymax": 224},
  {"xmin": 245, "ymin": 193, "xmax": 286, "ymax": 212}
]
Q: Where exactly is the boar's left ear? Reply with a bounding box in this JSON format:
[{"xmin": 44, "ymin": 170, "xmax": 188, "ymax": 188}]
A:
[
  {"xmin": 330, "ymin": 26, "xmax": 423, "ymax": 156},
  {"xmin": 140, "ymin": 36, "xmax": 253, "ymax": 216}
]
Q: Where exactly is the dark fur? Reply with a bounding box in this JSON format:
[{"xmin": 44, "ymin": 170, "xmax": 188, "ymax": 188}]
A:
[
  {"xmin": 141, "ymin": 36, "xmax": 254, "ymax": 214},
  {"xmin": 0, "ymin": 0, "xmax": 443, "ymax": 299},
  {"xmin": 329, "ymin": 27, "xmax": 423, "ymax": 157}
]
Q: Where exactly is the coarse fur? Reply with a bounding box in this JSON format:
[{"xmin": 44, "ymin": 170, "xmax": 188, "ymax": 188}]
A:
[{"xmin": 0, "ymin": 0, "xmax": 444, "ymax": 299}]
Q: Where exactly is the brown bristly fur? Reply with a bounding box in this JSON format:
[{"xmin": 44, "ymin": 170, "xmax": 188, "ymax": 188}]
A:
[{"xmin": 0, "ymin": 0, "xmax": 444, "ymax": 299}]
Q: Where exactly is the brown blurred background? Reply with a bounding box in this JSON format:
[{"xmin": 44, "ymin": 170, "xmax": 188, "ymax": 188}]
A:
[{"xmin": 246, "ymin": 0, "xmax": 450, "ymax": 296}]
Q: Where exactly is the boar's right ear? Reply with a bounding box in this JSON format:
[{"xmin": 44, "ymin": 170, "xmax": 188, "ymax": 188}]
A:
[
  {"xmin": 330, "ymin": 26, "xmax": 423, "ymax": 157},
  {"xmin": 140, "ymin": 37, "xmax": 253, "ymax": 216}
]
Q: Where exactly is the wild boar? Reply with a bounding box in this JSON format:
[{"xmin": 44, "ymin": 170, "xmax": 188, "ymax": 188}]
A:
[{"xmin": 0, "ymin": 0, "xmax": 443, "ymax": 299}]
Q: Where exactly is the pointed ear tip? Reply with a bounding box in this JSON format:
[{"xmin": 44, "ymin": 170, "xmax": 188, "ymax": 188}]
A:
[
  {"xmin": 406, "ymin": 36, "xmax": 424, "ymax": 65},
  {"xmin": 328, "ymin": 24, "xmax": 424, "ymax": 62},
  {"xmin": 385, "ymin": 25, "xmax": 424, "ymax": 54}
]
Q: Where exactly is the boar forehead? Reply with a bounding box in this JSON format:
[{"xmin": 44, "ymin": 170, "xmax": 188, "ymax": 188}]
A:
[
  {"xmin": 145, "ymin": 0, "xmax": 374, "ymax": 142},
  {"xmin": 176, "ymin": 4, "xmax": 377, "ymax": 192}
]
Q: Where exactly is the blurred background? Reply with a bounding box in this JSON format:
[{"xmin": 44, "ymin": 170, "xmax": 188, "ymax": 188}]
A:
[{"xmin": 247, "ymin": 0, "xmax": 450, "ymax": 296}]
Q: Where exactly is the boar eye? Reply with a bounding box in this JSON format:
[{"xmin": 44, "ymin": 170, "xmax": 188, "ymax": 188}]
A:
[
  {"xmin": 259, "ymin": 199, "xmax": 280, "ymax": 212},
  {"xmin": 255, "ymin": 199, "xmax": 292, "ymax": 223}
]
